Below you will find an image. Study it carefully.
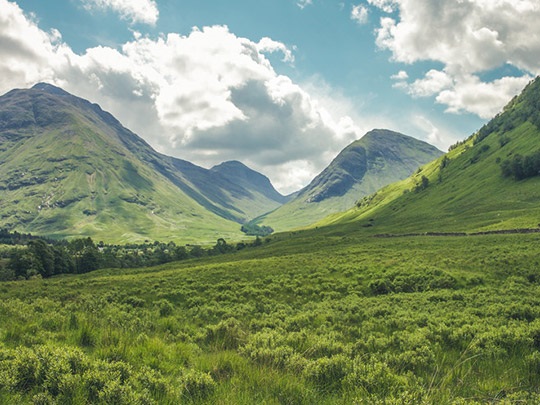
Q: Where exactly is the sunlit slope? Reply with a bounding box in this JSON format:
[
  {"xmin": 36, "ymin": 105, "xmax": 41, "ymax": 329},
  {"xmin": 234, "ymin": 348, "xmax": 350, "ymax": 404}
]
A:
[
  {"xmin": 319, "ymin": 78, "xmax": 540, "ymax": 234},
  {"xmin": 259, "ymin": 129, "xmax": 442, "ymax": 231},
  {"xmin": 0, "ymin": 84, "xmax": 244, "ymax": 243}
]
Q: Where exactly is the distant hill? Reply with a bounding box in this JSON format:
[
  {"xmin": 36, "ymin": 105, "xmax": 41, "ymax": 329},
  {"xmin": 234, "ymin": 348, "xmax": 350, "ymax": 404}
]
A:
[
  {"xmin": 211, "ymin": 160, "xmax": 290, "ymax": 205},
  {"xmin": 319, "ymin": 77, "xmax": 540, "ymax": 234},
  {"xmin": 0, "ymin": 84, "xmax": 284, "ymax": 243},
  {"xmin": 257, "ymin": 129, "xmax": 442, "ymax": 231}
]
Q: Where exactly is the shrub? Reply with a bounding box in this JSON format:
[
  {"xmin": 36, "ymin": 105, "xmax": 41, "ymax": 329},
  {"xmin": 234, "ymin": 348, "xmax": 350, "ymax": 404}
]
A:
[
  {"xmin": 179, "ymin": 369, "xmax": 216, "ymax": 400},
  {"xmin": 203, "ymin": 318, "xmax": 244, "ymax": 350},
  {"xmin": 303, "ymin": 354, "xmax": 351, "ymax": 393},
  {"xmin": 156, "ymin": 299, "xmax": 174, "ymax": 317}
]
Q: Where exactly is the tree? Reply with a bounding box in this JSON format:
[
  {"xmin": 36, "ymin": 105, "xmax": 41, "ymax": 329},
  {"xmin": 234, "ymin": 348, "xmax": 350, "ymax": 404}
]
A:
[
  {"xmin": 213, "ymin": 238, "xmax": 234, "ymax": 255},
  {"xmin": 70, "ymin": 238, "xmax": 100, "ymax": 273},
  {"xmin": 9, "ymin": 249, "xmax": 41, "ymax": 279},
  {"xmin": 414, "ymin": 175, "xmax": 430, "ymax": 193},
  {"xmin": 28, "ymin": 240, "xmax": 55, "ymax": 277},
  {"xmin": 52, "ymin": 245, "xmax": 75, "ymax": 274}
]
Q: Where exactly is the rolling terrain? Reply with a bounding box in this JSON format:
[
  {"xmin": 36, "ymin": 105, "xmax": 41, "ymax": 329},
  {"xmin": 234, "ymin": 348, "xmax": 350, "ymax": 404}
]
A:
[{"xmin": 258, "ymin": 129, "xmax": 442, "ymax": 231}]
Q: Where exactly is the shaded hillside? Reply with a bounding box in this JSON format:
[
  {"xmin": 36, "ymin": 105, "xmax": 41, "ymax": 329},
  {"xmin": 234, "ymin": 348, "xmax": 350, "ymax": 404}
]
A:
[
  {"xmin": 210, "ymin": 160, "xmax": 288, "ymax": 218},
  {"xmin": 319, "ymin": 77, "xmax": 540, "ymax": 234},
  {"xmin": 258, "ymin": 129, "xmax": 442, "ymax": 231}
]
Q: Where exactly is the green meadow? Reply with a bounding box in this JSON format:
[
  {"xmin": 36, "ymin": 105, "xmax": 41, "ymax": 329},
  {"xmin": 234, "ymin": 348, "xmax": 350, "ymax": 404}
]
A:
[{"xmin": 1, "ymin": 230, "xmax": 540, "ymax": 404}]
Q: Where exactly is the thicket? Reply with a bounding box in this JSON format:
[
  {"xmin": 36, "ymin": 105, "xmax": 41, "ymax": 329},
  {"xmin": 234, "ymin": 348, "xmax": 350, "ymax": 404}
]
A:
[
  {"xmin": 501, "ymin": 151, "xmax": 540, "ymax": 180},
  {"xmin": 240, "ymin": 222, "xmax": 274, "ymax": 237}
]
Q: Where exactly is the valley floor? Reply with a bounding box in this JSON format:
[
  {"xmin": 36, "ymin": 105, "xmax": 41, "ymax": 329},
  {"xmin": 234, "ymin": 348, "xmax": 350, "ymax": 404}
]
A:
[{"xmin": 1, "ymin": 231, "xmax": 540, "ymax": 404}]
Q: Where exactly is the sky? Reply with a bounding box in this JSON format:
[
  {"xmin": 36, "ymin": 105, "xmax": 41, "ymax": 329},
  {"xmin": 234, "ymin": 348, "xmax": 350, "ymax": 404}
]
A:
[{"xmin": 1, "ymin": 0, "xmax": 539, "ymax": 194}]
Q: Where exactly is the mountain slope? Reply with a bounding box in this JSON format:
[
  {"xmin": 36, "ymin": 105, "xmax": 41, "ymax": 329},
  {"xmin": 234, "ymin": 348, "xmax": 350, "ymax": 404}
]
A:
[
  {"xmin": 319, "ymin": 77, "xmax": 540, "ymax": 234},
  {"xmin": 257, "ymin": 129, "xmax": 442, "ymax": 231},
  {"xmin": 210, "ymin": 160, "xmax": 289, "ymax": 219},
  {"xmin": 211, "ymin": 160, "xmax": 288, "ymax": 204},
  {"xmin": 0, "ymin": 84, "xmax": 283, "ymax": 242}
]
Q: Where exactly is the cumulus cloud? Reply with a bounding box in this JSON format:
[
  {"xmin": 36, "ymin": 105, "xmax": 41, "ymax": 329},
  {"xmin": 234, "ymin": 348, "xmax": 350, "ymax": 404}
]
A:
[
  {"xmin": 0, "ymin": 0, "xmax": 365, "ymax": 194},
  {"xmin": 351, "ymin": 4, "xmax": 369, "ymax": 25},
  {"xmin": 399, "ymin": 69, "xmax": 454, "ymax": 98},
  {"xmin": 371, "ymin": 0, "xmax": 540, "ymax": 118},
  {"xmin": 82, "ymin": 0, "xmax": 159, "ymax": 26},
  {"xmin": 436, "ymin": 74, "xmax": 532, "ymax": 119}
]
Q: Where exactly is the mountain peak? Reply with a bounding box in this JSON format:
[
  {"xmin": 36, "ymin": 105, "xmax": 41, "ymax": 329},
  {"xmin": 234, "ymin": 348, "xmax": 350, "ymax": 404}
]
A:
[
  {"xmin": 211, "ymin": 161, "xmax": 287, "ymax": 204},
  {"xmin": 213, "ymin": 160, "xmax": 249, "ymax": 170},
  {"xmin": 32, "ymin": 82, "xmax": 71, "ymax": 97}
]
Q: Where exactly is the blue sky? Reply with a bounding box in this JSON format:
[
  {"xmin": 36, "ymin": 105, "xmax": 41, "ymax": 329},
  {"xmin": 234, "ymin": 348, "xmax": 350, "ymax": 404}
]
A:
[{"xmin": 2, "ymin": 0, "xmax": 538, "ymax": 193}]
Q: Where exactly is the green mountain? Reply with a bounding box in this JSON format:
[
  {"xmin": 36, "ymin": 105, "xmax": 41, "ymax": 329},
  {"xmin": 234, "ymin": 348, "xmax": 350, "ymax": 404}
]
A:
[
  {"xmin": 319, "ymin": 77, "xmax": 540, "ymax": 234},
  {"xmin": 257, "ymin": 129, "xmax": 443, "ymax": 231},
  {"xmin": 0, "ymin": 84, "xmax": 283, "ymax": 243}
]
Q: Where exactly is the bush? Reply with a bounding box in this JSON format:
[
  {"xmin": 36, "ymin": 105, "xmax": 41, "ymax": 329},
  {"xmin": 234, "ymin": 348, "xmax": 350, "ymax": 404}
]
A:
[
  {"xmin": 303, "ymin": 354, "xmax": 351, "ymax": 393},
  {"xmin": 156, "ymin": 299, "xmax": 174, "ymax": 317},
  {"xmin": 203, "ymin": 318, "xmax": 244, "ymax": 350},
  {"xmin": 179, "ymin": 369, "xmax": 216, "ymax": 400}
]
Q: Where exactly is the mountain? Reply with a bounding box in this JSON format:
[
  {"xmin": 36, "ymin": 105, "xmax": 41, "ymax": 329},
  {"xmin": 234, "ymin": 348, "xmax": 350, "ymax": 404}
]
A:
[
  {"xmin": 257, "ymin": 129, "xmax": 443, "ymax": 231},
  {"xmin": 319, "ymin": 77, "xmax": 540, "ymax": 234},
  {"xmin": 0, "ymin": 83, "xmax": 284, "ymax": 243},
  {"xmin": 211, "ymin": 160, "xmax": 289, "ymax": 204}
]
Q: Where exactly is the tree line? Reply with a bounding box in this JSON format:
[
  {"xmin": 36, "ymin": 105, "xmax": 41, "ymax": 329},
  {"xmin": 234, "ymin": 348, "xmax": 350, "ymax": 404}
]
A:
[{"xmin": 0, "ymin": 230, "xmax": 265, "ymax": 280}]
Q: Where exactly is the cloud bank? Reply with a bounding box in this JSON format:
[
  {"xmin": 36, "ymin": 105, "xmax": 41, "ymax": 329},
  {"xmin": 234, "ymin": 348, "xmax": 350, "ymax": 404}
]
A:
[
  {"xmin": 373, "ymin": 0, "xmax": 539, "ymax": 118},
  {"xmin": 0, "ymin": 0, "xmax": 362, "ymax": 193}
]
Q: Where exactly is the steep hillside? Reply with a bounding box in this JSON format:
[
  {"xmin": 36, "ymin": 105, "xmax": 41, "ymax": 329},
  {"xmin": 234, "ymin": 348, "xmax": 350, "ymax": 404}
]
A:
[
  {"xmin": 320, "ymin": 77, "xmax": 540, "ymax": 234},
  {"xmin": 258, "ymin": 129, "xmax": 442, "ymax": 231},
  {"xmin": 0, "ymin": 84, "xmax": 282, "ymax": 242}
]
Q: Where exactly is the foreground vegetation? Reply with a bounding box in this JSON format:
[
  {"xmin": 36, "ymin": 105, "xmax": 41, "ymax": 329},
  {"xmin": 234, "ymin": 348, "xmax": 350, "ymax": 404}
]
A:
[{"xmin": 1, "ymin": 230, "xmax": 540, "ymax": 404}]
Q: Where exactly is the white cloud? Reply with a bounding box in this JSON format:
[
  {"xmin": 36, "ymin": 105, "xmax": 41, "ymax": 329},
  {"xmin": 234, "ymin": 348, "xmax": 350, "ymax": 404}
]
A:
[
  {"xmin": 367, "ymin": 0, "xmax": 396, "ymax": 13},
  {"xmin": 297, "ymin": 0, "xmax": 313, "ymax": 9},
  {"xmin": 0, "ymin": 0, "xmax": 369, "ymax": 194},
  {"xmin": 403, "ymin": 69, "xmax": 454, "ymax": 98},
  {"xmin": 390, "ymin": 70, "xmax": 408, "ymax": 80},
  {"xmin": 257, "ymin": 37, "xmax": 295, "ymax": 63},
  {"xmin": 371, "ymin": 0, "xmax": 540, "ymax": 117},
  {"xmin": 436, "ymin": 74, "xmax": 532, "ymax": 119},
  {"xmin": 82, "ymin": 0, "xmax": 159, "ymax": 26},
  {"xmin": 351, "ymin": 4, "xmax": 369, "ymax": 25}
]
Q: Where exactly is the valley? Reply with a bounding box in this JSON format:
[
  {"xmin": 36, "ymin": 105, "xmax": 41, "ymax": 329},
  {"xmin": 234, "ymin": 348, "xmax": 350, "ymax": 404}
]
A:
[{"xmin": 2, "ymin": 77, "xmax": 540, "ymax": 404}]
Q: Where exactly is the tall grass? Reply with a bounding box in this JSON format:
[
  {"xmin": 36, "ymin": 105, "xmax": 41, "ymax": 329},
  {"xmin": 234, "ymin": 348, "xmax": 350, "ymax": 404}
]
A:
[{"xmin": 1, "ymin": 233, "xmax": 540, "ymax": 403}]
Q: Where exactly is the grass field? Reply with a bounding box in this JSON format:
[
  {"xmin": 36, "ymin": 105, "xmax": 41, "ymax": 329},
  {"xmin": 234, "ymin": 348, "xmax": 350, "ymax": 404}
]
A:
[{"xmin": 1, "ymin": 229, "xmax": 540, "ymax": 404}]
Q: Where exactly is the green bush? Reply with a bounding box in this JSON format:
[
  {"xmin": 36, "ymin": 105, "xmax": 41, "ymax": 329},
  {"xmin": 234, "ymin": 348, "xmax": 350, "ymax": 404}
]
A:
[
  {"xmin": 179, "ymin": 369, "xmax": 216, "ymax": 400},
  {"xmin": 303, "ymin": 354, "xmax": 351, "ymax": 393}
]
